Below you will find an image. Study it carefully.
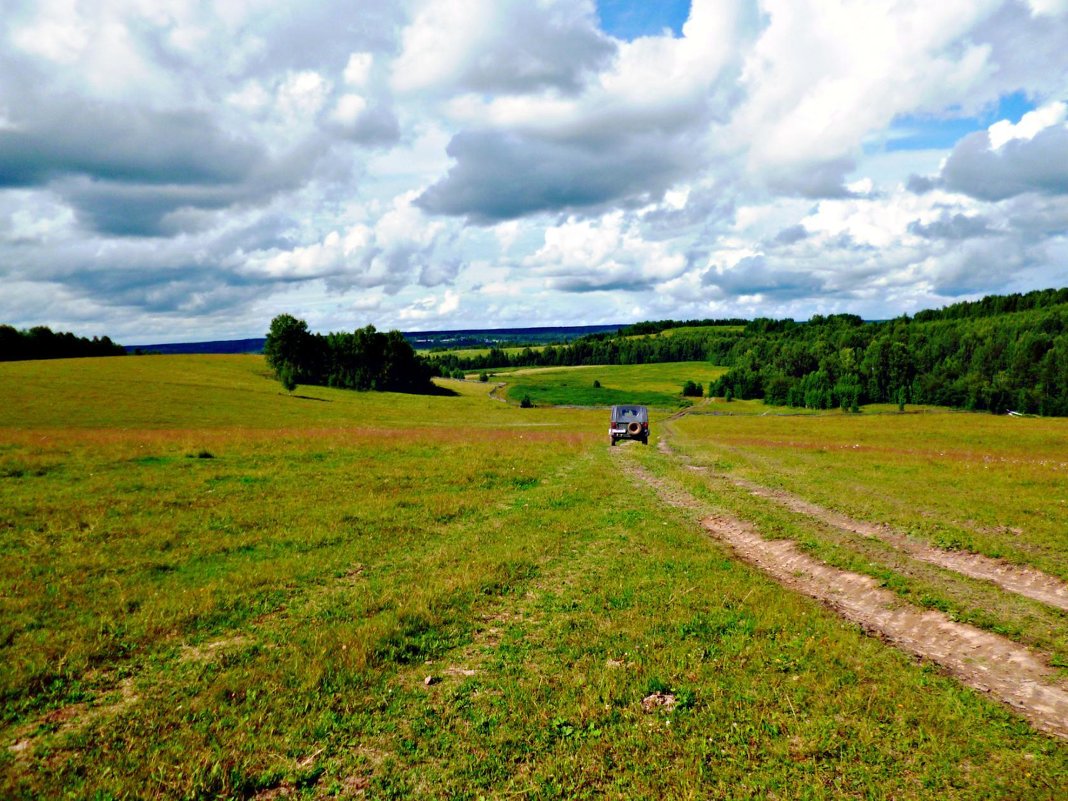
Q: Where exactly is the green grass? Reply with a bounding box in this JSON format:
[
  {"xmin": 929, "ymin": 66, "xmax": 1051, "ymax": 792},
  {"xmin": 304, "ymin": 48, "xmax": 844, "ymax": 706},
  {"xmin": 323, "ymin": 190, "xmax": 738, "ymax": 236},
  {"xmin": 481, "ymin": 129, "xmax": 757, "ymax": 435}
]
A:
[
  {"xmin": 421, "ymin": 345, "xmax": 547, "ymax": 359},
  {"xmin": 653, "ymin": 407, "xmax": 1068, "ymax": 672},
  {"xmin": 655, "ymin": 325, "xmax": 745, "ymax": 337},
  {"xmin": 1, "ymin": 356, "xmax": 1067, "ymax": 798},
  {"xmin": 620, "ymin": 325, "xmax": 746, "ymax": 341},
  {"xmin": 503, "ymin": 362, "xmax": 726, "ymax": 409},
  {"xmin": 670, "ymin": 409, "xmax": 1068, "ymax": 578}
]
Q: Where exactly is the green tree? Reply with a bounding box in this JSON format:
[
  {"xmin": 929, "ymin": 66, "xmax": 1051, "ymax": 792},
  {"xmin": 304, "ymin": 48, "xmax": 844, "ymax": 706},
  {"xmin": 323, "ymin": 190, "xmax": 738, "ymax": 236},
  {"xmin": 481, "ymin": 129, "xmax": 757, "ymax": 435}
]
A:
[{"xmin": 264, "ymin": 314, "xmax": 312, "ymax": 385}]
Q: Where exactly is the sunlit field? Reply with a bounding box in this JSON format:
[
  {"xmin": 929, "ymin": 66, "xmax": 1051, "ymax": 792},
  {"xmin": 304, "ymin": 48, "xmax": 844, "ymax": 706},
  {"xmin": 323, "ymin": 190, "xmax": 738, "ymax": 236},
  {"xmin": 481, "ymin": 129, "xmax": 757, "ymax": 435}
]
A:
[
  {"xmin": 502, "ymin": 362, "xmax": 726, "ymax": 409},
  {"xmin": 2, "ymin": 356, "xmax": 1066, "ymax": 799},
  {"xmin": 651, "ymin": 407, "xmax": 1068, "ymax": 672},
  {"xmin": 421, "ymin": 345, "xmax": 546, "ymax": 359},
  {"xmin": 670, "ymin": 409, "xmax": 1068, "ymax": 576}
]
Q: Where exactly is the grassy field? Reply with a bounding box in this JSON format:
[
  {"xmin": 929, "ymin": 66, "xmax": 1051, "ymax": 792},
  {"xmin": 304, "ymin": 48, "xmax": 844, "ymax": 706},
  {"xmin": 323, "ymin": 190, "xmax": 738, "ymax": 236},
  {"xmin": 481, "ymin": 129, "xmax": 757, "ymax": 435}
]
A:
[
  {"xmin": 502, "ymin": 362, "xmax": 725, "ymax": 409},
  {"xmin": 420, "ymin": 345, "xmax": 547, "ymax": 359},
  {"xmin": 2, "ymin": 356, "xmax": 1067, "ymax": 799},
  {"xmin": 656, "ymin": 408, "xmax": 1068, "ymax": 668},
  {"xmin": 620, "ymin": 325, "xmax": 746, "ymax": 341}
]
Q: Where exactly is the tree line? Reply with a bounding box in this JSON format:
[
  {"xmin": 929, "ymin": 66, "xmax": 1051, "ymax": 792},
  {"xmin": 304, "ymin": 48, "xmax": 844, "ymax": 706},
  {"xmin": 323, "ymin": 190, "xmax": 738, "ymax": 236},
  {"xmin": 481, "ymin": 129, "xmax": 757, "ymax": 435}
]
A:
[
  {"xmin": 710, "ymin": 303, "xmax": 1068, "ymax": 415},
  {"xmin": 430, "ymin": 287, "xmax": 1068, "ymax": 416},
  {"xmin": 264, "ymin": 314, "xmax": 436, "ymax": 394},
  {"xmin": 429, "ymin": 326, "xmax": 746, "ymax": 373},
  {"xmin": 0, "ymin": 324, "xmax": 125, "ymax": 361},
  {"xmin": 616, "ymin": 317, "xmax": 749, "ymax": 336},
  {"xmin": 912, "ymin": 287, "xmax": 1068, "ymax": 322}
]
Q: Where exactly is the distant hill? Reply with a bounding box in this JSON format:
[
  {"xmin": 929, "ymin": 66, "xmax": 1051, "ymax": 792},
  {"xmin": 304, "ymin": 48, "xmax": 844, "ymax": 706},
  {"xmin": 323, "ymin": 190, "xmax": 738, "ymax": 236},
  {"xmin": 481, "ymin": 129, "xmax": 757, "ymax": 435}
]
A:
[
  {"xmin": 127, "ymin": 337, "xmax": 267, "ymax": 355},
  {"xmin": 127, "ymin": 324, "xmax": 624, "ymax": 355}
]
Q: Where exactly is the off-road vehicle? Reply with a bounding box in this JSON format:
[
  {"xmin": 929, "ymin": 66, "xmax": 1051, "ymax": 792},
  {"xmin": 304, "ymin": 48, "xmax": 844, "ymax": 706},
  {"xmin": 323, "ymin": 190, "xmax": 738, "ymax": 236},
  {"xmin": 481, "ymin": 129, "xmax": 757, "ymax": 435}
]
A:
[{"xmin": 609, "ymin": 405, "xmax": 649, "ymax": 446}]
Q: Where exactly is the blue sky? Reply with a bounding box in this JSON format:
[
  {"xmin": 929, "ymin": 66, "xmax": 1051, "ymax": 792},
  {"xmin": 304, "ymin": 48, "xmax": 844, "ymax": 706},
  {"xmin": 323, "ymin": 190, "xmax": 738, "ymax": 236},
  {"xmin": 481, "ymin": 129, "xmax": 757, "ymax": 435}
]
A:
[
  {"xmin": 1, "ymin": 0, "xmax": 1067, "ymax": 341},
  {"xmin": 597, "ymin": 0, "xmax": 692, "ymax": 39},
  {"xmin": 886, "ymin": 92, "xmax": 1037, "ymax": 151}
]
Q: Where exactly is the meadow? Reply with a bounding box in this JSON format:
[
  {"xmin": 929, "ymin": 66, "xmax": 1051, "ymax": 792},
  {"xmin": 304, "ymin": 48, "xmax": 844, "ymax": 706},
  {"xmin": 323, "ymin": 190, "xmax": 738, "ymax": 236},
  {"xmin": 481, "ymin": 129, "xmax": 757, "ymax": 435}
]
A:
[
  {"xmin": 422, "ymin": 345, "xmax": 546, "ymax": 360},
  {"xmin": 501, "ymin": 362, "xmax": 725, "ymax": 408},
  {"xmin": 2, "ymin": 356, "xmax": 1067, "ymax": 799}
]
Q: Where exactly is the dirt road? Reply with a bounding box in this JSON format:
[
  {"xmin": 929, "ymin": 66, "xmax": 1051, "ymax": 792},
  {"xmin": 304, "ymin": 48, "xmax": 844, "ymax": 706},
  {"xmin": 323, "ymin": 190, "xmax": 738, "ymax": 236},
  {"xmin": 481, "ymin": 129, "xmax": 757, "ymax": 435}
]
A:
[{"xmin": 617, "ymin": 442, "xmax": 1068, "ymax": 740}]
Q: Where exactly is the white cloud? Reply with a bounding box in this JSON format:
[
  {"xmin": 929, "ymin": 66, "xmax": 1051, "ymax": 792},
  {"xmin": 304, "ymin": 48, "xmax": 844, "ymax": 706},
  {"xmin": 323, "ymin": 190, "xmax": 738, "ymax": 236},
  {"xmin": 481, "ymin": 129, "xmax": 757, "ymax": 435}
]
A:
[
  {"xmin": 330, "ymin": 93, "xmax": 368, "ymax": 127},
  {"xmin": 343, "ymin": 52, "xmax": 374, "ymax": 87},
  {"xmin": 988, "ymin": 101, "xmax": 1067, "ymax": 149},
  {"xmin": 1028, "ymin": 0, "xmax": 1068, "ymax": 16},
  {"xmin": 276, "ymin": 70, "xmax": 330, "ymax": 119},
  {"xmin": 732, "ymin": 0, "xmax": 1002, "ymax": 186},
  {"xmin": 391, "ymin": 0, "xmax": 612, "ymax": 95},
  {"xmin": 524, "ymin": 212, "xmax": 687, "ymax": 292},
  {"xmin": 2, "ymin": 0, "xmax": 1068, "ymax": 338}
]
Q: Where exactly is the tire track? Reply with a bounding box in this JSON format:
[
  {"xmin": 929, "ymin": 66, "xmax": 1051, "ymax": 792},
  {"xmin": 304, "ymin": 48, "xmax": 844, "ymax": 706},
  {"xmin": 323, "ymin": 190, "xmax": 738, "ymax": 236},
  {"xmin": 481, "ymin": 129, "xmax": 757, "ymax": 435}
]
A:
[
  {"xmin": 615, "ymin": 451, "xmax": 1068, "ymax": 740},
  {"xmin": 659, "ymin": 420, "xmax": 1068, "ymax": 613},
  {"xmin": 721, "ymin": 473, "xmax": 1068, "ymax": 613}
]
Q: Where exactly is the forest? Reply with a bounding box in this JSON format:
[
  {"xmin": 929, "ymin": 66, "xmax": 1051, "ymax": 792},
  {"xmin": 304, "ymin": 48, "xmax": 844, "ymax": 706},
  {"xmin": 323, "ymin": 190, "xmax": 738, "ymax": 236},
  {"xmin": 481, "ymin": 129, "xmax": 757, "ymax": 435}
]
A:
[
  {"xmin": 264, "ymin": 314, "xmax": 435, "ymax": 394},
  {"xmin": 430, "ymin": 288, "xmax": 1068, "ymax": 416},
  {"xmin": 0, "ymin": 325, "xmax": 126, "ymax": 362},
  {"xmin": 8, "ymin": 287, "xmax": 1067, "ymax": 415}
]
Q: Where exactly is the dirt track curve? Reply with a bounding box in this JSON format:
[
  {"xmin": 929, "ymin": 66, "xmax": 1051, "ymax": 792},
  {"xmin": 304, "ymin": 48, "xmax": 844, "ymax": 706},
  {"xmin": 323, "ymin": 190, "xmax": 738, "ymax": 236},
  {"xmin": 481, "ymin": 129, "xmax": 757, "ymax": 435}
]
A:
[
  {"xmin": 722, "ymin": 473, "xmax": 1068, "ymax": 613},
  {"xmin": 620, "ymin": 438, "xmax": 1068, "ymax": 741}
]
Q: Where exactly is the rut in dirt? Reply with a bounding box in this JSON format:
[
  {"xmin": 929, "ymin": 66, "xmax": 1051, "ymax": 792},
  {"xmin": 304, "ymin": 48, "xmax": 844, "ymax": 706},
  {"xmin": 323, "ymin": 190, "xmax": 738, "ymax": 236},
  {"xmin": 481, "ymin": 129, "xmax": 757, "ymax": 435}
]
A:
[
  {"xmin": 720, "ymin": 473, "xmax": 1068, "ymax": 613},
  {"xmin": 658, "ymin": 425, "xmax": 1068, "ymax": 614},
  {"xmin": 615, "ymin": 450, "xmax": 1068, "ymax": 740}
]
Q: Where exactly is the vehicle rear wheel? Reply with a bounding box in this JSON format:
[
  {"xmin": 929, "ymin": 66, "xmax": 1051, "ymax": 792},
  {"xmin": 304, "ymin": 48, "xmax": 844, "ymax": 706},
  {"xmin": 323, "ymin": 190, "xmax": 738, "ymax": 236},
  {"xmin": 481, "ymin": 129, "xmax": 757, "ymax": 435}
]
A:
[
  {"xmin": 642, "ymin": 436, "xmax": 648, "ymax": 445},
  {"xmin": 609, "ymin": 436, "xmax": 616, "ymax": 446}
]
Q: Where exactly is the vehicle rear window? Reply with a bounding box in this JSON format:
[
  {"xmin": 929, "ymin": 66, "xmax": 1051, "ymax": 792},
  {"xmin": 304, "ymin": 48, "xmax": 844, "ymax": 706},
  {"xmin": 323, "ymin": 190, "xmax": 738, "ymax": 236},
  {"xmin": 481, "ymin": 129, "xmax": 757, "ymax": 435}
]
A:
[{"xmin": 613, "ymin": 406, "xmax": 647, "ymax": 421}]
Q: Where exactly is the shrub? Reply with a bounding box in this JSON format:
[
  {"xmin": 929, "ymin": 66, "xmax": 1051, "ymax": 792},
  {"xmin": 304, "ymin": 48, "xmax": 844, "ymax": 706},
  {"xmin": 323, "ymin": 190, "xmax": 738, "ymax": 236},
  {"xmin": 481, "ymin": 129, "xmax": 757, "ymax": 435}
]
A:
[
  {"xmin": 592, "ymin": 379, "xmax": 601, "ymax": 388},
  {"xmin": 479, "ymin": 372, "xmax": 489, "ymax": 382},
  {"xmin": 280, "ymin": 365, "xmax": 297, "ymax": 393},
  {"xmin": 520, "ymin": 395, "xmax": 534, "ymax": 408},
  {"xmin": 682, "ymin": 380, "xmax": 703, "ymax": 397}
]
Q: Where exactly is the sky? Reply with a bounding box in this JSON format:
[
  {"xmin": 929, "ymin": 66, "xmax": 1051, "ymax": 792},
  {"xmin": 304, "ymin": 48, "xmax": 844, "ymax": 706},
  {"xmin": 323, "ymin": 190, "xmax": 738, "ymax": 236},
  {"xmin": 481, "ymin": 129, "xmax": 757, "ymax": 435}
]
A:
[{"xmin": 2, "ymin": 0, "xmax": 1068, "ymax": 342}]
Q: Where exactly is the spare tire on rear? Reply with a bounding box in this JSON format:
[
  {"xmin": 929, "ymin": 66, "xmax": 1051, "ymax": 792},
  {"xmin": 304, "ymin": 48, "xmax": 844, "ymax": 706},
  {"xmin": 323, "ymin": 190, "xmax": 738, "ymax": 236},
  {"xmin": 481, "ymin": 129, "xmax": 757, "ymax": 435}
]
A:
[{"xmin": 627, "ymin": 421, "xmax": 642, "ymax": 435}]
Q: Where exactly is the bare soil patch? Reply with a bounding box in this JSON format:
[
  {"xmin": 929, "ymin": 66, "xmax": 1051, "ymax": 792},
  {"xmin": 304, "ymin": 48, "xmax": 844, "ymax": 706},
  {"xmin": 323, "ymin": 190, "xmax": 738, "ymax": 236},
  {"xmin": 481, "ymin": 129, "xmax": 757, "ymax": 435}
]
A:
[
  {"xmin": 8, "ymin": 677, "xmax": 139, "ymax": 760},
  {"xmin": 659, "ymin": 420, "xmax": 1068, "ymax": 613},
  {"xmin": 621, "ymin": 457, "xmax": 1068, "ymax": 740},
  {"xmin": 723, "ymin": 474, "xmax": 1068, "ymax": 613},
  {"xmin": 179, "ymin": 634, "xmax": 251, "ymax": 662}
]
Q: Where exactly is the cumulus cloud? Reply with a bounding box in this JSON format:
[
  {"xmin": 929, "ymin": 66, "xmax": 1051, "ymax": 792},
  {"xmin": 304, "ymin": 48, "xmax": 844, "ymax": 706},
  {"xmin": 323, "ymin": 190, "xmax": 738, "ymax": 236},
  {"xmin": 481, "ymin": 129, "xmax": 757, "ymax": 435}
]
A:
[
  {"xmin": 523, "ymin": 212, "xmax": 686, "ymax": 293},
  {"xmin": 730, "ymin": 0, "xmax": 1003, "ymax": 195},
  {"xmin": 703, "ymin": 255, "xmax": 827, "ymax": 301},
  {"xmin": 415, "ymin": 128, "xmax": 698, "ymax": 222},
  {"xmin": 2, "ymin": 0, "xmax": 1068, "ymax": 337},
  {"xmin": 416, "ymin": 0, "xmax": 748, "ymax": 222},
  {"xmin": 987, "ymin": 101, "xmax": 1067, "ymax": 148},
  {"xmin": 0, "ymin": 101, "xmax": 259, "ymax": 189},
  {"xmin": 938, "ymin": 119, "xmax": 1068, "ymax": 201},
  {"xmin": 770, "ymin": 224, "xmax": 810, "ymax": 246},
  {"xmin": 907, "ymin": 212, "xmax": 993, "ymax": 240},
  {"xmin": 241, "ymin": 194, "xmax": 460, "ymax": 294},
  {"xmin": 392, "ymin": 0, "xmax": 614, "ymax": 95}
]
